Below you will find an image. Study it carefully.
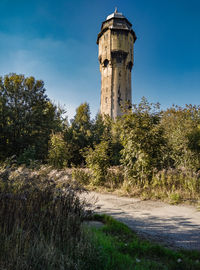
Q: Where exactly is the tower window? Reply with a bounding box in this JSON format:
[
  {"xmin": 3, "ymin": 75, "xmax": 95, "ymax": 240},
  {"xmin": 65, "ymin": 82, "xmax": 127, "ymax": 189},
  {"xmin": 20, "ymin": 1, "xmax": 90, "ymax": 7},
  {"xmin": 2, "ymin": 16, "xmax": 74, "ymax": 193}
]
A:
[
  {"xmin": 127, "ymin": 61, "xmax": 133, "ymax": 71},
  {"xmin": 116, "ymin": 57, "xmax": 122, "ymax": 63},
  {"xmin": 103, "ymin": 59, "xmax": 109, "ymax": 67},
  {"xmin": 105, "ymin": 97, "xmax": 108, "ymax": 103}
]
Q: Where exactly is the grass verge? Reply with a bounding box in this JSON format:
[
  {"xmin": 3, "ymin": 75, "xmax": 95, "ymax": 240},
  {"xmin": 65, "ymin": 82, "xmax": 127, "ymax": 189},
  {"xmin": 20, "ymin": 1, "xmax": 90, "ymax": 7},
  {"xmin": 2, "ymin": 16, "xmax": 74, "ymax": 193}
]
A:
[{"xmin": 85, "ymin": 214, "xmax": 200, "ymax": 270}]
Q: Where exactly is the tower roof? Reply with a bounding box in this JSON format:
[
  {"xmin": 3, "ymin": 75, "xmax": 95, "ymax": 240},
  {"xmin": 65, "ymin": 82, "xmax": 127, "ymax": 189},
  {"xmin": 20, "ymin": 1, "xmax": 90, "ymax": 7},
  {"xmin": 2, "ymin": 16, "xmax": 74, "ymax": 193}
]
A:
[
  {"xmin": 97, "ymin": 8, "xmax": 137, "ymax": 44},
  {"xmin": 106, "ymin": 7, "xmax": 125, "ymax": 20}
]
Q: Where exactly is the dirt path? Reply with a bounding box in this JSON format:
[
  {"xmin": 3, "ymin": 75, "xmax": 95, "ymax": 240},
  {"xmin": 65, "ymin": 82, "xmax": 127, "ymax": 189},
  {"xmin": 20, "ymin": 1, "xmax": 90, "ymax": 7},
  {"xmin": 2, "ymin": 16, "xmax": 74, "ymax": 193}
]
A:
[{"xmin": 84, "ymin": 192, "xmax": 200, "ymax": 250}]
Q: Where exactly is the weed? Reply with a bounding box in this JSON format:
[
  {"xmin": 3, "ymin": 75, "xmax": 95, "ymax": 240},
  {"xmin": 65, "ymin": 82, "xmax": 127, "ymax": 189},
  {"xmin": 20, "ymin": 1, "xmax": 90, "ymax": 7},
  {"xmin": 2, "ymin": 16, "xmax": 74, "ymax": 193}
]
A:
[
  {"xmin": 169, "ymin": 192, "xmax": 182, "ymax": 204},
  {"xmin": 72, "ymin": 168, "xmax": 91, "ymax": 185}
]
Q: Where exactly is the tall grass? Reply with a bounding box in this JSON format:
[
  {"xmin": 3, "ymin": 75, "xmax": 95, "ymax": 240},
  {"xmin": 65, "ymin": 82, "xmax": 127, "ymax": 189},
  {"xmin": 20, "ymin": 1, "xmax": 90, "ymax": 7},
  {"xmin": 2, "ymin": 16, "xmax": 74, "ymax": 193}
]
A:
[
  {"xmin": 72, "ymin": 166, "xmax": 200, "ymax": 203},
  {"xmin": 0, "ymin": 166, "xmax": 96, "ymax": 270}
]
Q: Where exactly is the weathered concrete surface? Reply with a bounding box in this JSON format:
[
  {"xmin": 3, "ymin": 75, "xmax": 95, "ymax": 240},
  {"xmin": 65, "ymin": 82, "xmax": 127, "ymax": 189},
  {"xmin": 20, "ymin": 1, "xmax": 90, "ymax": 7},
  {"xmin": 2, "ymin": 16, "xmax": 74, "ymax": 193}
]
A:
[
  {"xmin": 83, "ymin": 192, "xmax": 200, "ymax": 250},
  {"xmin": 97, "ymin": 9, "xmax": 136, "ymax": 119}
]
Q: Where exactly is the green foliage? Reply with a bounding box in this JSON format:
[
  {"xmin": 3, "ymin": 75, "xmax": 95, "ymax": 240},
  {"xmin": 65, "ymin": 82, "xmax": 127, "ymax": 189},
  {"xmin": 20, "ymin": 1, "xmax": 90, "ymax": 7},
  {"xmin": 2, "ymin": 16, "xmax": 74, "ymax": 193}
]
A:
[
  {"xmin": 1, "ymin": 83, "xmax": 200, "ymax": 203},
  {"xmin": 48, "ymin": 132, "xmax": 70, "ymax": 168},
  {"xmin": 86, "ymin": 141, "xmax": 110, "ymax": 185},
  {"xmin": 169, "ymin": 192, "xmax": 182, "ymax": 204},
  {"xmin": 152, "ymin": 168, "xmax": 200, "ymax": 199},
  {"xmin": 0, "ymin": 73, "xmax": 64, "ymax": 162},
  {"xmin": 97, "ymin": 115, "xmax": 122, "ymax": 166},
  {"xmin": 64, "ymin": 102, "xmax": 93, "ymax": 166},
  {"xmin": 17, "ymin": 146, "xmax": 36, "ymax": 166},
  {"xmin": 72, "ymin": 168, "xmax": 91, "ymax": 185},
  {"xmin": 88, "ymin": 229, "xmax": 135, "ymax": 270},
  {"xmin": 120, "ymin": 98, "xmax": 168, "ymax": 185},
  {"xmin": 105, "ymin": 167, "xmax": 124, "ymax": 189},
  {"xmin": 92, "ymin": 113, "xmax": 106, "ymax": 144},
  {"xmin": 161, "ymin": 105, "xmax": 200, "ymax": 170},
  {"xmin": 80, "ymin": 99, "xmax": 200, "ymax": 202}
]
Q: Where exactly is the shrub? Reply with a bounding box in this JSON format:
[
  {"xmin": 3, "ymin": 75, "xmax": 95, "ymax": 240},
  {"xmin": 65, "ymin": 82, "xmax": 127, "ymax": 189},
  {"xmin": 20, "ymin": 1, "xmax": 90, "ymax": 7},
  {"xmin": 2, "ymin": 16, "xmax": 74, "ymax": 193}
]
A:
[
  {"xmin": 86, "ymin": 141, "xmax": 110, "ymax": 185},
  {"xmin": 106, "ymin": 167, "xmax": 124, "ymax": 189},
  {"xmin": 120, "ymin": 99, "xmax": 168, "ymax": 186},
  {"xmin": 48, "ymin": 132, "xmax": 70, "ymax": 168},
  {"xmin": 17, "ymin": 146, "xmax": 36, "ymax": 166},
  {"xmin": 72, "ymin": 168, "xmax": 91, "ymax": 185}
]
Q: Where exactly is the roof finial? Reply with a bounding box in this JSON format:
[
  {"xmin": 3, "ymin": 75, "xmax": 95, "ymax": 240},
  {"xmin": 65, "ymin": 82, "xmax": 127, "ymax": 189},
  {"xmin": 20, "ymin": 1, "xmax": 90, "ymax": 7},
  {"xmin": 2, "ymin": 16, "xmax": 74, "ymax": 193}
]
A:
[{"xmin": 114, "ymin": 7, "xmax": 118, "ymax": 13}]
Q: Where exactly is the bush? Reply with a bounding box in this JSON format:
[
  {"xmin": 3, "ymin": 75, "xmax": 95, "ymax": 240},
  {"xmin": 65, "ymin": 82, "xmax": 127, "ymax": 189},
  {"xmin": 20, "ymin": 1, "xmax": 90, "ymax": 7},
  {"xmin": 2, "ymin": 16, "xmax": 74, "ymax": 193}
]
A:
[
  {"xmin": 120, "ymin": 99, "xmax": 168, "ymax": 185},
  {"xmin": 72, "ymin": 168, "xmax": 91, "ymax": 185},
  {"xmin": 48, "ymin": 132, "xmax": 70, "ymax": 168},
  {"xmin": 17, "ymin": 146, "xmax": 36, "ymax": 166},
  {"xmin": 86, "ymin": 141, "xmax": 110, "ymax": 185},
  {"xmin": 105, "ymin": 167, "xmax": 124, "ymax": 189}
]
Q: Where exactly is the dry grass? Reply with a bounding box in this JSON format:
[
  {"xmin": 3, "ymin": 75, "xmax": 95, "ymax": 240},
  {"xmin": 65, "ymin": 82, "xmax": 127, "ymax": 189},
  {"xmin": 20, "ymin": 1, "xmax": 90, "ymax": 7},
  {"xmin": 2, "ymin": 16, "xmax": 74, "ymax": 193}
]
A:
[
  {"xmin": 72, "ymin": 166, "xmax": 200, "ymax": 204},
  {"xmin": 0, "ymin": 166, "xmax": 97, "ymax": 270}
]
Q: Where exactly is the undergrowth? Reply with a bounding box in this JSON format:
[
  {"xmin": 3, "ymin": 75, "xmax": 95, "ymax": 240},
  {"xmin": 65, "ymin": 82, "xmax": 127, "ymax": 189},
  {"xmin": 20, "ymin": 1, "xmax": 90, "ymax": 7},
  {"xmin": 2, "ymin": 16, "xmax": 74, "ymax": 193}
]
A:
[
  {"xmin": 0, "ymin": 166, "xmax": 98, "ymax": 270},
  {"xmin": 72, "ymin": 167, "xmax": 200, "ymax": 204}
]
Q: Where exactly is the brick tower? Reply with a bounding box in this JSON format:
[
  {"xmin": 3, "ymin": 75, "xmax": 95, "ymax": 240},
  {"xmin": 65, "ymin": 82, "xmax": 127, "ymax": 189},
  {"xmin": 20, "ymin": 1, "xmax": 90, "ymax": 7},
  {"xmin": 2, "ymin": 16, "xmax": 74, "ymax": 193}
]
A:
[{"xmin": 97, "ymin": 8, "xmax": 136, "ymax": 119}]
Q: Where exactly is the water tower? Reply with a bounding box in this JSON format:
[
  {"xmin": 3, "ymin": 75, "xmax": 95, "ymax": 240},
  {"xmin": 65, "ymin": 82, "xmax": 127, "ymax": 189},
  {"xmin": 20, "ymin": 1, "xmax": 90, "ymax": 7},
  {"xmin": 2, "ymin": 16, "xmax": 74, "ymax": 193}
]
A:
[{"xmin": 97, "ymin": 8, "xmax": 136, "ymax": 119}]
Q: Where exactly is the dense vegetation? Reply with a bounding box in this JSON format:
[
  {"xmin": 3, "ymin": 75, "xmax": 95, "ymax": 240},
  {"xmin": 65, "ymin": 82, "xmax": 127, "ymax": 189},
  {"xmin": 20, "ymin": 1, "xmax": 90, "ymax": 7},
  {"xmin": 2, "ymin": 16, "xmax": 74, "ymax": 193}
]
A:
[{"xmin": 1, "ymin": 74, "xmax": 200, "ymax": 202}]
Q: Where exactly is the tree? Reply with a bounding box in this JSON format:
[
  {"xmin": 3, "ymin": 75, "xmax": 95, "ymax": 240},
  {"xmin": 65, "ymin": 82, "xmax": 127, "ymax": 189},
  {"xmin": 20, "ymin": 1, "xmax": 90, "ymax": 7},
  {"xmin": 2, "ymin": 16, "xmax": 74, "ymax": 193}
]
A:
[
  {"xmin": 86, "ymin": 141, "xmax": 110, "ymax": 185},
  {"xmin": 161, "ymin": 105, "xmax": 200, "ymax": 170},
  {"xmin": 0, "ymin": 73, "xmax": 63, "ymax": 161},
  {"xmin": 91, "ymin": 113, "xmax": 105, "ymax": 145},
  {"xmin": 64, "ymin": 103, "xmax": 93, "ymax": 166},
  {"xmin": 120, "ymin": 98, "xmax": 169, "ymax": 185},
  {"xmin": 48, "ymin": 132, "xmax": 70, "ymax": 168}
]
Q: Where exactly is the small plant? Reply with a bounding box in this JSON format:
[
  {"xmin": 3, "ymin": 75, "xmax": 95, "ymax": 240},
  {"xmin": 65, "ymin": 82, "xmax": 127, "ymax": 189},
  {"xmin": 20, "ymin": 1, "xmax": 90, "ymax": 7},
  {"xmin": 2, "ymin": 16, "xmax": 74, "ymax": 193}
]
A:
[
  {"xmin": 106, "ymin": 167, "xmax": 124, "ymax": 189},
  {"xmin": 72, "ymin": 168, "xmax": 91, "ymax": 185},
  {"xmin": 169, "ymin": 192, "xmax": 182, "ymax": 204}
]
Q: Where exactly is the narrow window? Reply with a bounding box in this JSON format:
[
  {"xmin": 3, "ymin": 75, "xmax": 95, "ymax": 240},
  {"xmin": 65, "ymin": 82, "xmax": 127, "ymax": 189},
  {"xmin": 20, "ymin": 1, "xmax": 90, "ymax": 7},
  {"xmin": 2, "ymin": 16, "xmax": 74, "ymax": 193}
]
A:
[
  {"xmin": 103, "ymin": 59, "xmax": 109, "ymax": 67},
  {"xmin": 127, "ymin": 61, "xmax": 133, "ymax": 71}
]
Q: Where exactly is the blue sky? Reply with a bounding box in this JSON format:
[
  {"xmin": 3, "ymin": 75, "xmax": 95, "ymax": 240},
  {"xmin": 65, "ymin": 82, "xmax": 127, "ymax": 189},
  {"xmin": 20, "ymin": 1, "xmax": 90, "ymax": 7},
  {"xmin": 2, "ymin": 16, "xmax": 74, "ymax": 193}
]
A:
[{"xmin": 0, "ymin": 0, "xmax": 200, "ymax": 120}]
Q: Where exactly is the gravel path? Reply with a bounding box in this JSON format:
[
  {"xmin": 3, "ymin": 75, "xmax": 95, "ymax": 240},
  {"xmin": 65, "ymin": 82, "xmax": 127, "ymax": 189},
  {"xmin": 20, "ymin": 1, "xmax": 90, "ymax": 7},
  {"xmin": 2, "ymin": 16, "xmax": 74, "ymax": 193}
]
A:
[{"xmin": 84, "ymin": 192, "xmax": 200, "ymax": 250}]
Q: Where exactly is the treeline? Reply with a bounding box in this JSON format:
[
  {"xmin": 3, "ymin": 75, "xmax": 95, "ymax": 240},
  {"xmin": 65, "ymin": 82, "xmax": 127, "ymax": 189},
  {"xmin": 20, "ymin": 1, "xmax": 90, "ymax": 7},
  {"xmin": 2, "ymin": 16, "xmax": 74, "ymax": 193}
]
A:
[{"xmin": 1, "ymin": 74, "xmax": 200, "ymax": 200}]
